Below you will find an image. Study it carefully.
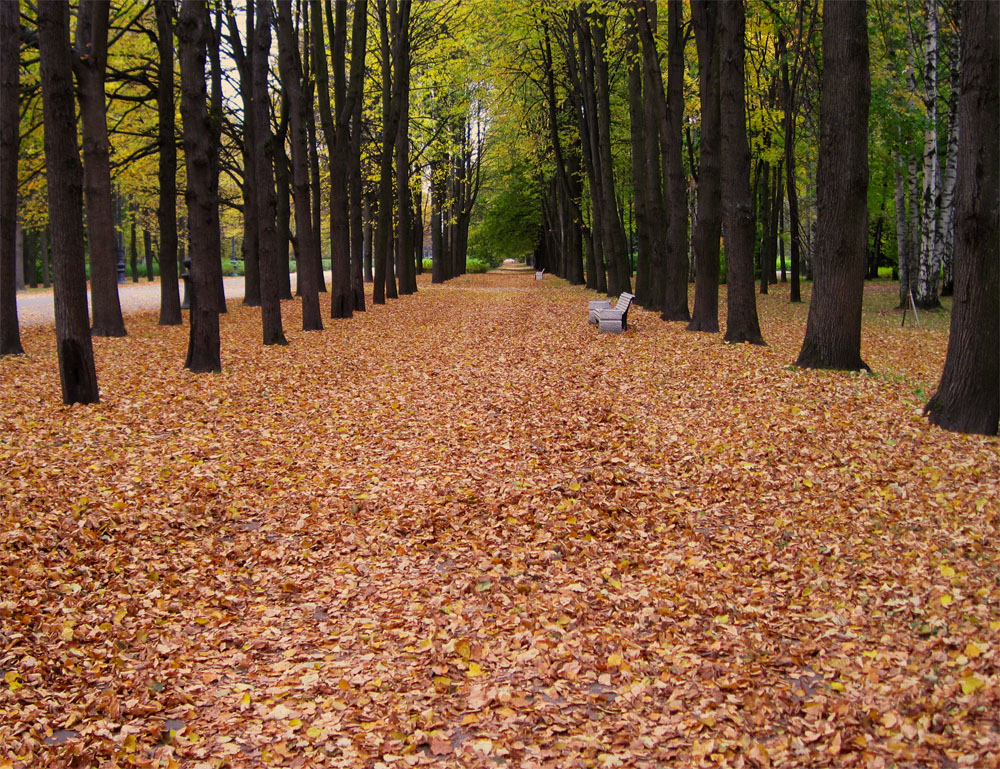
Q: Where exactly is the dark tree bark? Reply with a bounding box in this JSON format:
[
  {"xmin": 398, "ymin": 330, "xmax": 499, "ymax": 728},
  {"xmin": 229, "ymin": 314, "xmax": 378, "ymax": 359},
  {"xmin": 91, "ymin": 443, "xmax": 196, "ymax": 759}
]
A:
[
  {"xmin": 226, "ymin": 0, "xmax": 261, "ymax": 307},
  {"xmin": 129, "ymin": 213, "xmax": 139, "ymax": 282},
  {"xmin": 144, "ymin": 228, "xmax": 154, "ymax": 281},
  {"xmin": 662, "ymin": 0, "xmax": 690, "ymax": 320},
  {"xmin": 41, "ymin": 227, "xmax": 51, "ymax": 288},
  {"xmin": 925, "ymin": 0, "xmax": 998, "ymax": 435},
  {"xmin": 38, "ymin": 0, "xmax": 100, "ymax": 401},
  {"xmin": 363, "ymin": 196, "xmax": 374, "ymax": 283},
  {"xmin": 277, "ymin": 0, "xmax": 322, "ymax": 331},
  {"xmin": 0, "ymin": 0, "xmax": 23, "ymax": 355},
  {"xmin": 628, "ymin": 7, "xmax": 653, "ymax": 308},
  {"xmin": 206, "ymin": 6, "xmax": 227, "ymax": 314},
  {"xmin": 374, "ymin": 0, "xmax": 406, "ymax": 303},
  {"xmin": 253, "ymin": 0, "xmax": 287, "ymax": 345},
  {"xmin": 315, "ymin": 0, "xmax": 353, "ymax": 317},
  {"xmin": 719, "ymin": 0, "xmax": 763, "ymax": 345},
  {"xmin": 74, "ymin": 0, "xmax": 126, "ymax": 337},
  {"xmin": 347, "ymin": 1, "xmax": 368, "ymax": 310},
  {"xmin": 275, "ymin": 138, "xmax": 294, "ymax": 301},
  {"xmin": 590, "ymin": 12, "xmax": 630, "ymax": 296},
  {"xmin": 394, "ymin": 10, "xmax": 416, "ymax": 297},
  {"xmin": 302, "ymin": 0, "xmax": 326, "ymax": 294},
  {"xmin": 795, "ymin": 0, "xmax": 869, "ymax": 370},
  {"xmin": 178, "ymin": 0, "xmax": 221, "ymax": 372},
  {"xmin": 687, "ymin": 0, "xmax": 721, "ymax": 333}
]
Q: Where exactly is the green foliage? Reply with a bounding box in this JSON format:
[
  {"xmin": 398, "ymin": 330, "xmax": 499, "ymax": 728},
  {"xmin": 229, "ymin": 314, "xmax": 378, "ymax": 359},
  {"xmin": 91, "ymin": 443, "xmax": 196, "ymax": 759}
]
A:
[
  {"xmin": 422, "ymin": 259, "xmax": 433, "ymax": 271},
  {"xmin": 465, "ymin": 259, "xmax": 490, "ymax": 274}
]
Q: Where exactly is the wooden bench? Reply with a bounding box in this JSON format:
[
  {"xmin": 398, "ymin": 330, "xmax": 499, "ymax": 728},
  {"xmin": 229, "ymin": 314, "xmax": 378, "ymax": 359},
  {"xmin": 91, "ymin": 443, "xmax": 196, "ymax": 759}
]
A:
[
  {"xmin": 589, "ymin": 292, "xmax": 634, "ymax": 333},
  {"xmin": 535, "ymin": 269, "xmax": 545, "ymax": 280}
]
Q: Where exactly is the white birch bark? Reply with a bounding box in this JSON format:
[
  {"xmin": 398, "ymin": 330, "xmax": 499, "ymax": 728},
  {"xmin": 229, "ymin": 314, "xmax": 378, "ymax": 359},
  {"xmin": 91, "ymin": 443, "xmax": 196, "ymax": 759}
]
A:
[
  {"xmin": 915, "ymin": 0, "xmax": 941, "ymax": 307},
  {"xmin": 936, "ymin": 62, "xmax": 959, "ymax": 294}
]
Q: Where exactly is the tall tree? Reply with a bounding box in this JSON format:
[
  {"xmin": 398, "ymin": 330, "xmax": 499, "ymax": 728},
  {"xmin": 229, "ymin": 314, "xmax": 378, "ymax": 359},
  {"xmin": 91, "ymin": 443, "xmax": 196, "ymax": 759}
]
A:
[
  {"xmin": 253, "ymin": 0, "xmax": 287, "ymax": 345},
  {"xmin": 37, "ymin": 0, "xmax": 100, "ymax": 403},
  {"xmin": 278, "ymin": 0, "xmax": 323, "ymax": 331},
  {"xmin": 719, "ymin": 0, "xmax": 763, "ymax": 345},
  {"xmin": 795, "ymin": 0, "xmax": 870, "ymax": 370},
  {"xmin": 925, "ymin": 0, "xmax": 998, "ymax": 434},
  {"xmin": 347, "ymin": 1, "xmax": 369, "ymax": 310},
  {"xmin": 277, "ymin": 0, "xmax": 322, "ymax": 331},
  {"xmin": 0, "ymin": 0, "xmax": 23, "ymax": 355},
  {"xmin": 687, "ymin": 0, "xmax": 721, "ymax": 333},
  {"xmin": 661, "ymin": 0, "xmax": 689, "ymax": 321},
  {"xmin": 914, "ymin": 0, "xmax": 942, "ymax": 309},
  {"xmin": 178, "ymin": 0, "xmax": 221, "ymax": 372},
  {"xmin": 74, "ymin": 0, "xmax": 126, "ymax": 337}
]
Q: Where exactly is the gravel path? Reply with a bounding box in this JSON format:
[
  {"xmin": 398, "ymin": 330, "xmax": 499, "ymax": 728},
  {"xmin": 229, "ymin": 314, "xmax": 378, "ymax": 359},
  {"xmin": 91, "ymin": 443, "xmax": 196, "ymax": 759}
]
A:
[{"xmin": 14, "ymin": 274, "xmax": 326, "ymax": 327}]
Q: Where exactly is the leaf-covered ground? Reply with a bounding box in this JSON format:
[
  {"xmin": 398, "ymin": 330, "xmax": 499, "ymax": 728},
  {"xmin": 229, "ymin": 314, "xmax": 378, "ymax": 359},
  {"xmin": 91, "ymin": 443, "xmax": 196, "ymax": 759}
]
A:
[{"xmin": 1, "ymin": 275, "xmax": 997, "ymax": 769}]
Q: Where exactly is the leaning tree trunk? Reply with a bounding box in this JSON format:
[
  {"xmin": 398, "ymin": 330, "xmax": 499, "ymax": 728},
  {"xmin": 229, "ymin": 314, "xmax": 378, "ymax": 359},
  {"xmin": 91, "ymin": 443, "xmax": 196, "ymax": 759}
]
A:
[
  {"xmin": 719, "ymin": 0, "xmax": 763, "ymax": 344},
  {"xmin": 925, "ymin": 0, "xmax": 998, "ymax": 435},
  {"xmin": 0, "ymin": 0, "xmax": 23, "ymax": 355},
  {"xmin": 276, "ymin": 0, "xmax": 322, "ymax": 331},
  {"xmin": 178, "ymin": 0, "xmax": 221, "ymax": 372},
  {"xmin": 74, "ymin": 0, "xmax": 126, "ymax": 337},
  {"xmin": 796, "ymin": 0, "xmax": 870, "ymax": 371},
  {"xmin": 687, "ymin": 0, "xmax": 721, "ymax": 333},
  {"xmin": 253, "ymin": 0, "xmax": 286, "ymax": 345},
  {"xmin": 915, "ymin": 0, "xmax": 941, "ymax": 309},
  {"xmin": 38, "ymin": 0, "xmax": 100, "ymax": 402}
]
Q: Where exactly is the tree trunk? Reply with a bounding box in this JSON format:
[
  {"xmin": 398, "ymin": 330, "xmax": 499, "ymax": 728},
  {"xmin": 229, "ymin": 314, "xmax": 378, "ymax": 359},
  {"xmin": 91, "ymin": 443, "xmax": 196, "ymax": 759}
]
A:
[
  {"xmin": 590, "ymin": 13, "xmax": 630, "ymax": 296},
  {"xmin": 277, "ymin": 0, "xmax": 322, "ymax": 331},
  {"xmin": 915, "ymin": 0, "xmax": 941, "ymax": 309},
  {"xmin": 129, "ymin": 213, "xmax": 139, "ymax": 283},
  {"xmin": 374, "ymin": 0, "xmax": 403, "ymax": 303},
  {"xmin": 348, "ymin": 2, "xmax": 368, "ymax": 310},
  {"xmin": 795, "ymin": 0, "xmax": 869, "ymax": 371},
  {"xmin": 302, "ymin": 0, "xmax": 326, "ymax": 294},
  {"xmin": 319, "ymin": 0, "xmax": 353, "ymax": 317},
  {"xmin": 394, "ymin": 6, "xmax": 415, "ymax": 296},
  {"xmin": 925, "ymin": 0, "xmax": 998, "ymax": 434},
  {"xmin": 178, "ymin": 0, "xmax": 222, "ymax": 372},
  {"xmin": 38, "ymin": 0, "xmax": 100, "ymax": 401},
  {"xmin": 74, "ymin": 0, "xmax": 126, "ymax": 337},
  {"xmin": 893, "ymin": 149, "xmax": 910, "ymax": 308},
  {"xmin": 779, "ymin": 30, "xmax": 802, "ymax": 303},
  {"xmin": 363, "ymin": 196, "xmax": 374, "ymax": 282},
  {"xmin": 144, "ymin": 228, "xmax": 154, "ymax": 280},
  {"xmin": 253, "ymin": 0, "xmax": 287, "ymax": 345},
  {"xmin": 227, "ymin": 0, "xmax": 261, "ymax": 307},
  {"xmin": 719, "ymin": 0, "xmax": 763, "ymax": 345},
  {"xmin": 275, "ymin": 143, "xmax": 294, "ymax": 301},
  {"xmin": 687, "ymin": 0, "xmax": 721, "ymax": 333},
  {"xmin": 0, "ymin": 0, "xmax": 23, "ymax": 355},
  {"xmin": 628, "ymin": 6, "xmax": 653, "ymax": 308},
  {"xmin": 207, "ymin": 7, "xmax": 227, "ymax": 314},
  {"xmin": 937, "ymin": 61, "xmax": 959, "ymax": 297}
]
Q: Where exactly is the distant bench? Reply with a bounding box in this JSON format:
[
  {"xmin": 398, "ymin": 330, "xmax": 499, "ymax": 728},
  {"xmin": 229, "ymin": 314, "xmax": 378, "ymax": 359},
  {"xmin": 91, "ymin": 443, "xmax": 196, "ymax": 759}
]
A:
[
  {"xmin": 535, "ymin": 269, "xmax": 545, "ymax": 280},
  {"xmin": 588, "ymin": 292, "xmax": 634, "ymax": 333}
]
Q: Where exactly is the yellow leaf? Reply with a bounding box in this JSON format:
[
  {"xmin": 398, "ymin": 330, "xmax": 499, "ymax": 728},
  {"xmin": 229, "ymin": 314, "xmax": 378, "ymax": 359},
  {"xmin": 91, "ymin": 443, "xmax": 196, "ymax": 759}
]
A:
[
  {"xmin": 306, "ymin": 727, "xmax": 322, "ymax": 739},
  {"xmin": 455, "ymin": 639, "xmax": 471, "ymax": 660},
  {"xmin": 61, "ymin": 624, "xmax": 75, "ymax": 641},
  {"xmin": 960, "ymin": 675, "xmax": 985, "ymax": 695},
  {"xmin": 965, "ymin": 642, "xmax": 982, "ymax": 658},
  {"xmin": 569, "ymin": 483, "xmax": 581, "ymax": 491},
  {"xmin": 288, "ymin": 718, "xmax": 302, "ymax": 728},
  {"xmin": 433, "ymin": 675, "xmax": 452, "ymax": 692},
  {"xmin": 113, "ymin": 609, "xmax": 127, "ymax": 626},
  {"xmin": 940, "ymin": 594, "xmax": 953, "ymax": 607},
  {"xmin": 240, "ymin": 692, "xmax": 251, "ymax": 707},
  {"xmin": 939, "ymin": 564, "xmax": 956, "ymax": 578},
  {"xmin": 124, "ymin": 734, "xmax": 136, "ymax": 753},
  {"xmin": 714, "ymin": 614, "xmax": 730, "ymax": 625},
  {"xmin": 607, "ymin": 653, "xmax": 623, "ymax": 667},
  {"xmin": 989, "ymin": 621, "xmax": 1000, "ymax": 631},
  {"xmin": 830, "ymin": 681, "xmax": 846, "ymax": 692},
  {"xmin": 467, "ymin": 662, "xmax": 484, "ymax": 677}
]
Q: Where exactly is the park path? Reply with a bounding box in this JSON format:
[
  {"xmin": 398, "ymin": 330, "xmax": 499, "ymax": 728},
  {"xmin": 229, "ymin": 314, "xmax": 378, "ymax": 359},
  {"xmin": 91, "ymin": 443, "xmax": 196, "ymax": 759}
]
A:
[{"xmin": 13, "ymin": 272, "xmax": 331, "ymax": 327}]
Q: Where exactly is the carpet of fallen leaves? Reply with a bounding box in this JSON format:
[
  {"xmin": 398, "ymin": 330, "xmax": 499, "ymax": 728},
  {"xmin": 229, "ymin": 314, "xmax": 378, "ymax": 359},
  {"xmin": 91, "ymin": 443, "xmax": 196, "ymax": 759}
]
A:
[{"xmin": 1, "ymin": 275, "xmax": 998, "ymax": 769}]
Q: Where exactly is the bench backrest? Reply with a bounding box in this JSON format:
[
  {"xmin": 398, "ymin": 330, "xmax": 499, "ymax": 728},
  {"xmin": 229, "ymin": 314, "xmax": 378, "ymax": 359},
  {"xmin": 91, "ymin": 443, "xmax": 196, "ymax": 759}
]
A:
[{"xmin": 615, "ymin": 292, "xmax": 634, "ymax": 312}]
